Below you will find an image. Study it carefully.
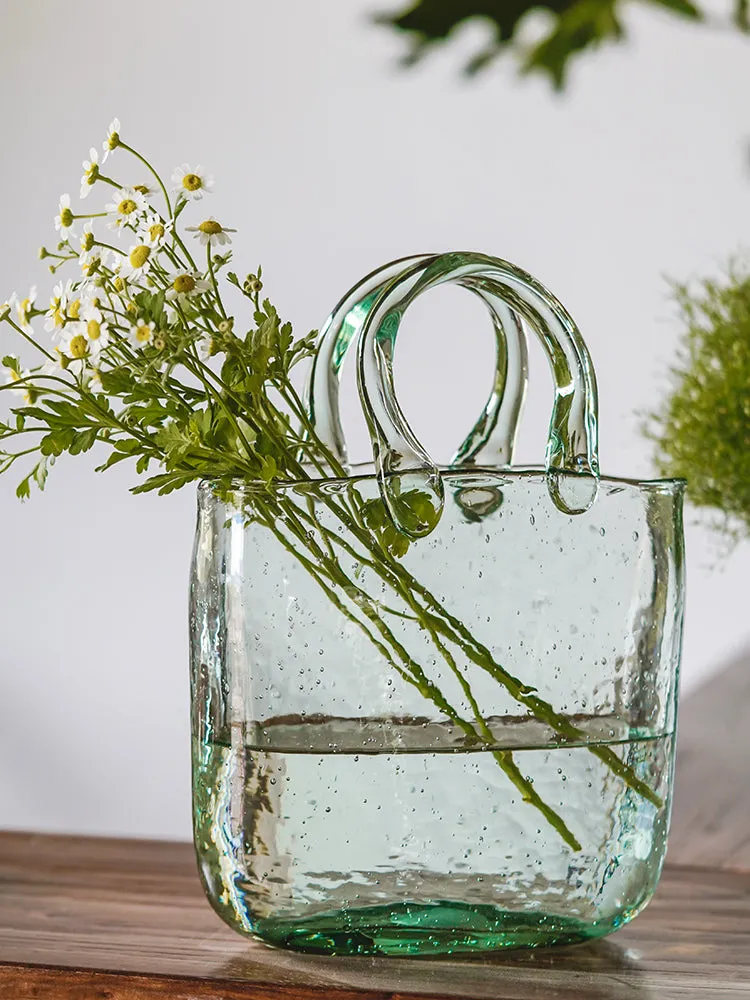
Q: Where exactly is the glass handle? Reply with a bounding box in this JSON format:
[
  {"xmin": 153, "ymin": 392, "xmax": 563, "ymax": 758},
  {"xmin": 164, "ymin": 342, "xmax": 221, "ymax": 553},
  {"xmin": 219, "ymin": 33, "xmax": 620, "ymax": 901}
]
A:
[
  {"xmin": 306, "ymin": 256, "xmax": 530, "ymax": 472},
  {"xmin": 355, "ymin": 252, "xmax": 600, "ymax": 537}
]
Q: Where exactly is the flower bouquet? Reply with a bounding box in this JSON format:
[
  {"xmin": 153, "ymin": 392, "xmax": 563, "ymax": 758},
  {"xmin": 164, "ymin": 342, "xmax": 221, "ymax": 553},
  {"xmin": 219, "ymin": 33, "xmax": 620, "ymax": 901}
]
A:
[{"xmin": 1, "ymin": 122, "xmax": 684, "ymax": 955}]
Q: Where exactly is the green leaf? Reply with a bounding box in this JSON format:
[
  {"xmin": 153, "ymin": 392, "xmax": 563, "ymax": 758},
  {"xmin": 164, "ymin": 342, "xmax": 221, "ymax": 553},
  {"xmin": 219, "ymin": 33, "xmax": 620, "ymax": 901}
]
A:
[
  {"xmin": 646, "ymin": 0, "xmax": 701, "ymax": 18},
  {"xmin": 68, "ymin": 427, "xmax": 97, "ymax": 455},
  {"xmin": 377, "ymin": 0, "xmax": 712, "ymax": 87},
  {"xmin": 131, "ymin": 471, "xmax": 198, "ymax": 495},
  {"xmin": 95, "ymin": 450, "xmax": 133, "ymax": 473}
]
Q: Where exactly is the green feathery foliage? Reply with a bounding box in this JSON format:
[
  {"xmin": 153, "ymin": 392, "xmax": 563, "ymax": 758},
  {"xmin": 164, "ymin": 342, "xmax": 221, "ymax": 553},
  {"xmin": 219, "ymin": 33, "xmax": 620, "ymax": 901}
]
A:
[{"xmin": 648, "ymin": 262, "xmax": 750, "ymax": 538}]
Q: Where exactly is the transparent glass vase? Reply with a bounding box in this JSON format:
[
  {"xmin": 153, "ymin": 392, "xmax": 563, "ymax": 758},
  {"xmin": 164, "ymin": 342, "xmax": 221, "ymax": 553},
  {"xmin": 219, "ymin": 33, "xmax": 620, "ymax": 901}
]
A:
[{"xmin": 190, "ymin": 253, "xmax": 685, "ymax": 956}]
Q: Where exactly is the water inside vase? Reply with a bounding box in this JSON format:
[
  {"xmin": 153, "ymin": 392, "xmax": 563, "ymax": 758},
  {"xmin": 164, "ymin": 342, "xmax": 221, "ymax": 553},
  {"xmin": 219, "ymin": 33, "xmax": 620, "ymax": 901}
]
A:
[{"xmin": 192, "ymin": 716, "xmax": 673, "ymax": 956}]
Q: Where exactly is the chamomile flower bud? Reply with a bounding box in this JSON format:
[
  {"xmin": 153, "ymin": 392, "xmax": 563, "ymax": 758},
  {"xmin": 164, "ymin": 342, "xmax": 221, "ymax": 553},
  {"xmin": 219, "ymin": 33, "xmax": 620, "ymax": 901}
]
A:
[
  {"xmin": 244, "ymin": 274, "xmax": 263, "ymax": 295},
  {"xmin": 218, "ymin": 319, "xmax": 234, "ymax": 334},
  {"xmin": 38, "ymin": 246, "xmax": 50, "ymax": 260}
]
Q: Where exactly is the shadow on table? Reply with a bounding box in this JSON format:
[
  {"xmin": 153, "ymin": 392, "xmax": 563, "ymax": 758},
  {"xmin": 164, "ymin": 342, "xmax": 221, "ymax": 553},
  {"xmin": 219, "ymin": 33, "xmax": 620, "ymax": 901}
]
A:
[{"xmin": 218, "ymin": 936, "xmax": 656, "ymax": 1000}]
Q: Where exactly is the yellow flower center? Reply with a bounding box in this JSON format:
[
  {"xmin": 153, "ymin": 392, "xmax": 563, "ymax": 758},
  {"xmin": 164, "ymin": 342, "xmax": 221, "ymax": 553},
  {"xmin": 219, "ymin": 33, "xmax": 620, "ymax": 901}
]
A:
[
  {"xmin": 20, "ymin": 298, "xmax": 32, "ymax": 316},
  {"xmin": 69, "ymin": 334, "xmax": 88, "ymax": 359},
  {"xmin": 173, "ymin": 274, "xmax": 196, "ymax": 294},
  {"xmin": 129, "ymin": 245, "xmax": 151, "ymax": 269},
  {"xmin": 86, "ymin": 164, "xmax": 99, "ymax": 183},
  {"xmin": 87, "ymin": 319, "xmax": 102, "ymax": 341},
  {"xmin": 118, "ymin": 198, "xmax": 137, "ymax": 216},
  {"xmin": 198, "ymin": 220, "xmax": 222, "ymax": 235},
  {"xmin": 60, "ymin": 207, "xmax": 74, "ymax": 228},
  {"xmin": 134, "ymin": 185, "xmax": 150, "ymax": 195},
  {"xmin": 68, "ymin": 299, "xmax": 81, "ymax": 320},
  {"xmin": 82, "ymin": 232, "xmax": 95, "ymax": 251},
  {"xmin": 182, "ymin": 173, "xmax": 202, "ymax": 192},
  {"xmin": 148, "ymin": 223, "xmax": 165, "ymax": 242},
  {"xmin": 108, "ymin": 131, "xmax": 120, "ymax": 150},
  {"xmin": 135, "ymin": 324, "xmax": 152, "ymax": 344},
  {"xmin": 114, "ymin": 277, "xmax": 126, "ymax": 292}
]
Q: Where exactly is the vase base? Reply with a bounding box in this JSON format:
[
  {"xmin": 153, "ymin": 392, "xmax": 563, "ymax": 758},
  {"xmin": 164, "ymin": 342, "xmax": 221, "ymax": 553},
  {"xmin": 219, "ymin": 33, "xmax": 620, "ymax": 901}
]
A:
[{"xmin": 253, "ymin": 900, "xmax": 613, "ymax": 956}]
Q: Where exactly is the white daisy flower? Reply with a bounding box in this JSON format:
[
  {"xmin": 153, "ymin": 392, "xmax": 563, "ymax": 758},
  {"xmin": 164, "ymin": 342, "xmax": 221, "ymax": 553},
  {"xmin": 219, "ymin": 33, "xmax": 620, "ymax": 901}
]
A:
[
  {"xmin": 54, "ymin": 194, "xmax": 76, "ymax": 242},
  {"xmin": 11, "ymin": 287, "xmax": 37, "ymax": 329},
  {"xmin": 105, "ymin": 187, "xmax": 148, "ymax": 233},
  {"xmin": 81, "ymin": 304, "xmax": 110, "ymax": 357},
  {"xmin": 165, "ymin": 270, "xmax": 211, "ymax": 301},
  {"xmin": 44, "ymin": 280, "xmax": 74, "ymax": 333},
  {"xmin": 66, "ymin": 289, "xmax": 83, "ymax": 323},
  {"xmin": 185, "ymin": 217, "xmax": 236, "ymax": 247},
  {"xmin": 59, "ymin": 323, "xmax": 91, "ymax": 373},
  {"xmin": 171, "ymin": 164, "xmax": 214, "ymax": 201},
  {"xmin": 119, "ymin": 242, "xmax": 154, "ymax": 282},
  {"xmin": 78, "ymin": 224, "xmax": 106, "ymax": 276},
  {"xmin": 139, "ymin": 213, "xmax": 173, "ymax": 248},
  {"xmin": 80, "ymin": 147, "xmax": 101, "ymax": 199},
  {"xmin": 129, "ymin": 320, "xmax": 156, "ymax": 349},
  {"xmin": 4, "ymin": 367, "xmax": 38, "ymax": 404},
  {"xmin": 102, "ymin": 118, "xmax": 121, "ymax": 162},
  {"xmin": 79, "ymin": 223, "xmax": 95, "ymax": 255}
]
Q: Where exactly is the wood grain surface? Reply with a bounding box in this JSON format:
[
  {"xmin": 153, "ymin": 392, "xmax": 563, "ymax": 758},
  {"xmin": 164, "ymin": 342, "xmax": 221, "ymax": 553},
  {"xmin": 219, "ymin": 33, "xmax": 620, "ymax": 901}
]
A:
[
  {"xmin": 0, "ymin": 830, "xmax": 748, "ymax": 1000},
  {"xmin": 0, "ymin": 655, "xmax": 747, "ymax": 1000}
]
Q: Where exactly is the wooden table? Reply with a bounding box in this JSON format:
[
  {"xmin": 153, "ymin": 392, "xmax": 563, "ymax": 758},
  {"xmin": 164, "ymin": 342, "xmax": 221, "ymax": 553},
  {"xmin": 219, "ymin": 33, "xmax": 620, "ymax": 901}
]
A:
[{"xmin": 2, "ymin": 658, "xmax": 749, "ymax": 1000}]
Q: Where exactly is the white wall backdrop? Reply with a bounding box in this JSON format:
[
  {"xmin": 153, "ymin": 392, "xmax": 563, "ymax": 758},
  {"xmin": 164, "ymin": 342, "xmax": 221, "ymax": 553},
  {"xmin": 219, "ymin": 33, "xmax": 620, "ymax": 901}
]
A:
[{"xmin": 1, "ymin": 0, "xmax": 749, "ymax": 840}]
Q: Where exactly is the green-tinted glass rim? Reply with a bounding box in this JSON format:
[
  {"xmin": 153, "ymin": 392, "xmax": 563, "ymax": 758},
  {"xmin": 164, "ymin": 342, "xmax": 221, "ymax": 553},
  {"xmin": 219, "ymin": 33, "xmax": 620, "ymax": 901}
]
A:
[{"xmin": 198, "ymin": 465, "xmax": 686, "ymax": 497}]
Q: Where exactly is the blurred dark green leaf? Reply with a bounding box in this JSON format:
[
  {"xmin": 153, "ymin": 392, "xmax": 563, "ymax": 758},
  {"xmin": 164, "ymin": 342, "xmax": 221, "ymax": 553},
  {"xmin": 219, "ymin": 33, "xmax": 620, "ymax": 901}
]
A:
[{"xmin": 376, "ymin": 0, "xmax": 726, "ymax": 89}]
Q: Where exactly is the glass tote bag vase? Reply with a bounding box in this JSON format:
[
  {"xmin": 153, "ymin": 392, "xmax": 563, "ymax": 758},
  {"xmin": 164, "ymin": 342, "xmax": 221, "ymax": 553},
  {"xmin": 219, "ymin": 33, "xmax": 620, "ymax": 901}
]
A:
[{"xmin": 190, "ymin": 252, "xmax": 685, "ymax": 956}]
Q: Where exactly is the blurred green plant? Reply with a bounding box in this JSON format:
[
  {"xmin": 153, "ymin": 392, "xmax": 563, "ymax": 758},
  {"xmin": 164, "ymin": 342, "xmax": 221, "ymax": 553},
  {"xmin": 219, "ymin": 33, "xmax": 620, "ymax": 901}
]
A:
[
  {"xmin": 647, "ymin": 262, "xmax": 750, "ymax": 539},
  {"xmin": 376, "ymin": 0, "xmax": 749, "ymax": 89}
]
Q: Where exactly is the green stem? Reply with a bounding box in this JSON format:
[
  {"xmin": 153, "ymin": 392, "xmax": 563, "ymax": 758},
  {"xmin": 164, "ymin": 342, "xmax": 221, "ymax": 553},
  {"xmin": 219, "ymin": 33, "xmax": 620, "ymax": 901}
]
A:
[
  {"xmin": 120, "ymin": 143, "xmax": 173, "ymax": 218},
  {"xmin": 207, "ymin": 244, "xmax": 228, "ymax": 319}
]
